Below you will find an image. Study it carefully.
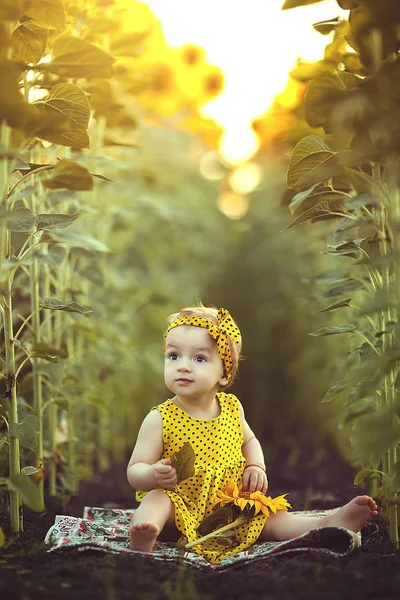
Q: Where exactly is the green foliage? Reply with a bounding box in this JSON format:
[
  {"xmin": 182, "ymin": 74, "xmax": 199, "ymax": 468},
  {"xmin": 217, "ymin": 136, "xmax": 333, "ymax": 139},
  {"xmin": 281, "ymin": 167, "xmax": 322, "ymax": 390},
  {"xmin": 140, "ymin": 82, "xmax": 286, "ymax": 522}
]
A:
[
  {"xmin": 6, "ymin": 473, "xmax": 44, "ymax": 511},
  {"xmin": 204, "ymin": 171, "xmax": 346, "ymax": 460},
  {"xmin": 285, "ymin": 0, "xmax": 400, "ymax": 546}
]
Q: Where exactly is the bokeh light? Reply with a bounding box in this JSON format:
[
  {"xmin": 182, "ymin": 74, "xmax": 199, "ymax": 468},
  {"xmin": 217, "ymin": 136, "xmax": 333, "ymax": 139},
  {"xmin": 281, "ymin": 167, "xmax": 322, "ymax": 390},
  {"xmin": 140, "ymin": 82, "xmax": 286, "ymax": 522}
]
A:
[
  {"xmin": 217, "ymin": 191, "xmax": 250, "ymax": 220},
  {"xmin": 140, "ymin": 0, "xmax": 347, "ymax": 162}
]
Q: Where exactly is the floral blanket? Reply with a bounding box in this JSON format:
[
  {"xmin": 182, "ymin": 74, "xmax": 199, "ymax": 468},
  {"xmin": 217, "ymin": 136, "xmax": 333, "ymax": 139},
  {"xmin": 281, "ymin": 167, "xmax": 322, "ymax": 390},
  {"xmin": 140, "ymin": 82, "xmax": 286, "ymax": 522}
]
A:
[{"xmin": 44, "ymin": 507, "xmax": 361, "ymax": 571}]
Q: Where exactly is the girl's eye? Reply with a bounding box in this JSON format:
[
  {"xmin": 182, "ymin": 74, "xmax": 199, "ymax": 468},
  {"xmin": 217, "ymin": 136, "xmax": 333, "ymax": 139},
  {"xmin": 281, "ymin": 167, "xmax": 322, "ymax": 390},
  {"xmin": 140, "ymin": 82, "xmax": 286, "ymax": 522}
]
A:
[
  {"xmin": 195, "ymin": 356, "xmax": 206, "ymax": 363},
  {"xmin": 168, "ymin": 353, "xmax": 179, "ymax": 360}
]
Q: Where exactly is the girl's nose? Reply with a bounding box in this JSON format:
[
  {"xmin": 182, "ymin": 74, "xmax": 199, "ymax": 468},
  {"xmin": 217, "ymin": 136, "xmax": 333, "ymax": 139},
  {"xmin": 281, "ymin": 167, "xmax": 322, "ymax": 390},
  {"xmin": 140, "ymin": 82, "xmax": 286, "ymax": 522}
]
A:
[{"xmin": 178, "ymin": 362, "xmax": 191, "ymax": 372}]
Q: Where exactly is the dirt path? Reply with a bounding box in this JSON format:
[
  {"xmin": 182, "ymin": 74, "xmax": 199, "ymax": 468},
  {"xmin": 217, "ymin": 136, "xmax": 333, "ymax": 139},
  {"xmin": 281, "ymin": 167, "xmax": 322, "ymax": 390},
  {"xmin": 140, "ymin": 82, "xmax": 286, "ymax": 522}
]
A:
[{"xmin": 1, "ymin": 447, "xmax": 399, "ymax": 600}]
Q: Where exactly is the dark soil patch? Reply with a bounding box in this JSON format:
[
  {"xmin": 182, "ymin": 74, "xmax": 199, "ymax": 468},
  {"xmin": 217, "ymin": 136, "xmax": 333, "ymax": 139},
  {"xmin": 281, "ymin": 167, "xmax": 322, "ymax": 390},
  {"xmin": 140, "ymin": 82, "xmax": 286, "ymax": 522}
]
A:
[{"xmin": 1, "ymin": 444, "xmax": 399, "ymax": 600}]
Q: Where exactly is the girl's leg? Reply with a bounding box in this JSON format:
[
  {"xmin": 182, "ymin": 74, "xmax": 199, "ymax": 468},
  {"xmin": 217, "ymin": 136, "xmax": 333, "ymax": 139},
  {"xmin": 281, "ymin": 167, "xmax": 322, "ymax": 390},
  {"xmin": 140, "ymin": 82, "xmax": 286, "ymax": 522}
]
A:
[
  {"xmin": 130, "ymin": 489, "xmax": 175, "ymax": 552},
  {"xmin": 260, "ymin": 495, "xmax": 378, "ymax": 541}
]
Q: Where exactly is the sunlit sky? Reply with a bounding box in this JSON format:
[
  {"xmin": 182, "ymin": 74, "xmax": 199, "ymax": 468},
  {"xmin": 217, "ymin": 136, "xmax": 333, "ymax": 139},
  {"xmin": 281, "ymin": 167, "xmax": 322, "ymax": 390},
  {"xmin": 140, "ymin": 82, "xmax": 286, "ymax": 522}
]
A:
[{"xmin": 141, "ymin": 0, "xmax": 347, "ymax": 163}]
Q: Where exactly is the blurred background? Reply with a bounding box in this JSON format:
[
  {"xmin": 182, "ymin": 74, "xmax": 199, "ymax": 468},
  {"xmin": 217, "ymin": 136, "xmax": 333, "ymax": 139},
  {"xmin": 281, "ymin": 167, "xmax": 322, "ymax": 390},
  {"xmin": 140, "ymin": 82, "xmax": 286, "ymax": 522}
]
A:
[
  {"xmin": 0, "ymin": 0, "xmax": 361, "ymax": 504},
  {"xmin": 86, "ymin": 0, "xmax": 351, "ymax": 466}
]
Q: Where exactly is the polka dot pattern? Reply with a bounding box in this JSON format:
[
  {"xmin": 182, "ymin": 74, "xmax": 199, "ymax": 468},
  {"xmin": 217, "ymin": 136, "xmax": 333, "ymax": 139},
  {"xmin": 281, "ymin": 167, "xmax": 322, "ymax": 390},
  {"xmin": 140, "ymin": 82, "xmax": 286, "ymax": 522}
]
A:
[
  {"xmin": 165, "ymin": 307, "xmax": 241, "ymax": 382},
  {"xmin": 136, "ymin": 392, "xmax": 267, "ymax": 563}
]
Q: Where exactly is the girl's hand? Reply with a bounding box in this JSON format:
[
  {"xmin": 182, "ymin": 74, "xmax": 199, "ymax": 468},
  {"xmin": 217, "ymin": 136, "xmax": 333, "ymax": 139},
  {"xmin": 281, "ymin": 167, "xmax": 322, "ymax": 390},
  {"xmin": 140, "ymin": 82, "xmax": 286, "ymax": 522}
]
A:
[
  {"xmin": 152, "ymin": 459, "xmax": 177, "ymax": 489},
  {"xmin": 242, "ymin": 466, "xmax": 268, "ymax": 494}
]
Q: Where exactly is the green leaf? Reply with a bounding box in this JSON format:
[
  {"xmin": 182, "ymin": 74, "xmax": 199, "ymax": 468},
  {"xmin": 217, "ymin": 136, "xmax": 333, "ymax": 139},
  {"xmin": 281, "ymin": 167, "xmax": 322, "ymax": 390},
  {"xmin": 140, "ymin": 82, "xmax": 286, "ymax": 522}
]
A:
[
  {"xmin": 7, "ymin": 474, "xmax": 44, "ymax": 512},
  {"xmin": 46, "ymin": 34, "xmax": 115, "ymax": 78},
  {"xmin": 31, "ymin": 341, "xmax": 68, "ymax": 358},
  {"xmin": 40, "ymin": 296, "xmax": 93, "ymax": 315},
  {"xmin": 36, "ymin": 84, "xmax": 90, "ymax": 129},
  {"xmin": 375, "ymin": 321, "xmax": 397, "ymax": 338},
  {"xmin": 39, "ymin": 229, "xmax": 109, "ymax": 252},
  {"xmin": 9, "ymin": 415, "xmax": 40, "ymax": 450},
  {"xmin": 309, "ymin": 324, "xmax": 357, "ymax": 337},
  {"xmin": 25, "ymin": 0, "xmax": 66, "ymax": 31},
  {"xmin": 42, "ymin": 160, "xmax": 93, "ymax": 190},
  {"xmin": 30, "ymin": 352, "xmax": 58, "ymax": 363},
  {"xmin": 170, "ymin": 441, "xmax": 196, "ymax": 484},
  {"xmin": 317, "ymin": 299, "xmax": 352, "ymax": 313},
  {"xmin": 350, "ymin": 412, "xmax": 400, "ymax": 463},
  {"xmin": 359, "ymin": 293, "xmax": 397, "ymax": 315},
  {"xmin": 53, "ymin": 396, "xmax": 69, "ymax": 410},
  {"xmin": 312, "ymin": 17, "xmax": 342, "ymax": 35},
  {"xmin": 11, "ymin": 20, "xmax": 48, "ymax": 63},
  {"xmin": 354, "ymin": 468, "xmax": 384, "ymax": 487},
  {"xmin": 21, "ymin": 466, "xmax": 41, "ymax": 476},
  {"xmin": 323, "ymin": 278, "xmax": 365, "ymax": 297},
  {"xmin": 326, "ymin": 238, "xmax": 365, "ymax": 252},
  {"xmin": 91, "ymin": 172, "xmax": 114, "ymax": 183},
  {"xmin": 0, "ymin": 436, "xmax": 7, "ymax": 452},
  {"xmin": 36, "ymin": 212, "xmax": 80, "ymax": 230},
  {"xmin": 198, "ymin": 506, "xmax": 234, "ymax": 536},
  {"xmin": 30, "ymin": 245, "xmax": 66, "ymax": 267},
  {"xmin": 345, "ymin": 397, "xmax": 377, "ymax": 423},
  {"xmin": 288, "ymin": 183, "xmax": 319, "ymax": 214},
  {"xmin": 304, "ymin": 74, "xmax": 345, "ymax": 129},
  {"xmin": 0, "ymin": 59, "xmax": 39, "ymax": 131},
  {"xmin": 35, "ymin": 83, "xmax": 90, "ymax": 149},
  {"xmin": 346, "ymin": 194, "xmax": 380, "ymax": 210},
  {"xmin": 282, "ymin": 0, "xmax": 325, "ymax": 8},
  {"xmin": 7, "ymin": 208, "xmax": 35, "ymax": 232},
  {"xmin": 283, "ymin": 197, "xmax": 349, "ymax": 230},
  {"xmin": 322, "ymin": 379, "xmax": 349, "ymax": 403},
  {"xmin": 289, "ymin": 60, "xmax": 335, "ymax": 82},
  {"xmin": 287, "ymin": 136, "xmax": 345, "ymax": 190},
  {"xmin": 110, "ymin": 30, "xmax": 149, "ymax": 56}
]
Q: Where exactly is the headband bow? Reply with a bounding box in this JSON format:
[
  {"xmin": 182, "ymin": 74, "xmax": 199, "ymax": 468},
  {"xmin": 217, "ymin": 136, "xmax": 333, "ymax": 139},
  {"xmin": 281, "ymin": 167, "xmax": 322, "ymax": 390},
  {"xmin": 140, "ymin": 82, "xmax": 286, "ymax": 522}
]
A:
[{"xmin": 165, "ymin": 308, "xmax": 241, "ymax": 381}]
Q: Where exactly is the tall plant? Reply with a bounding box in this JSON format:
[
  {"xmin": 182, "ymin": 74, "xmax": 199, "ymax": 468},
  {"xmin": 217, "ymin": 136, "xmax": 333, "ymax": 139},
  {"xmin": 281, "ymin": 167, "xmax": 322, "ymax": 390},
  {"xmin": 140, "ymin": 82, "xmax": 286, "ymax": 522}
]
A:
[
  {"xmin": 0, "ymin": 0, "xmax": 121, "ymax": 532},
  {"xmin": 282, "ymin": 0, "xmax": 400, "ymax": 546}
]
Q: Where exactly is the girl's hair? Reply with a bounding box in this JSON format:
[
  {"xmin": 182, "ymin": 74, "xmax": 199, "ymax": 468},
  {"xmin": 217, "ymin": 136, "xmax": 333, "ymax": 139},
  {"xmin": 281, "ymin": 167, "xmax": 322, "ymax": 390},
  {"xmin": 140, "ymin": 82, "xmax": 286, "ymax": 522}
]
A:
[{"xmin": 166, "ymin": 304, "xmax": 242, "ymax": 388}]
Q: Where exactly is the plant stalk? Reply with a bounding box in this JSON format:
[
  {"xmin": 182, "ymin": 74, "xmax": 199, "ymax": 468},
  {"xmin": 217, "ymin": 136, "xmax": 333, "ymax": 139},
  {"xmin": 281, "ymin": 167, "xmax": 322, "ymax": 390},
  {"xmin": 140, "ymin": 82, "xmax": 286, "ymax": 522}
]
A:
[
  {"xmin": 185, "ymin": 514, "xmax": 247, "ymax": 549},
  {"xmin": 3, "ymin": 277, "xmax": 21, "ymax": 532}
]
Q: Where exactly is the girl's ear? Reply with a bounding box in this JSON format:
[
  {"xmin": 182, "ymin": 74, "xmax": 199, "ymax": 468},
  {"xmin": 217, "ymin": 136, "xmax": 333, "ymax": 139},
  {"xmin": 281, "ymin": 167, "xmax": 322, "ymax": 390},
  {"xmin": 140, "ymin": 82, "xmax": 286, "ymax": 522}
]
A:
[{"xmin": 219, "ymin": 376, "xmax": 229, "ymax": 387}]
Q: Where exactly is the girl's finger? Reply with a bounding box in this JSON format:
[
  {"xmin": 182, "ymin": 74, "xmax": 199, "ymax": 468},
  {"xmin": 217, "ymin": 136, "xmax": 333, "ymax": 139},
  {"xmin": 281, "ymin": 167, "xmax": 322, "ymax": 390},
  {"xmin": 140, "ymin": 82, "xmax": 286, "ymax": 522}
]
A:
[
  {"xmin": 248, "ymin": 471, "xmax": 259, "ymax": 493},
  {"xmin": 158, "ymin": 464, "xmax": 173, "ymax": 474},
  {"xmin": 242, "ymin": 471, "xmax": 250, "ymax": 491},
  {"xmin": 162, "ymin": 475, "xmax": 177, "ymax": 485}
]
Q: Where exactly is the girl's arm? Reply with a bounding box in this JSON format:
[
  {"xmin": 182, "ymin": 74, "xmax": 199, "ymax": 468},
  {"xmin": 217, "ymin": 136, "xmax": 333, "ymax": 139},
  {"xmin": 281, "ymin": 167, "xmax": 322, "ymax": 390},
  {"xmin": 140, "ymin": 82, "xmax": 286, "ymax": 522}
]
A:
[
  {"xmin": 127, "ymin": 410, "xmax": 176, "ymax": 491},
  {"xmin": 238, "ymin": 400, "xmax": 268, "ymax": 493}
]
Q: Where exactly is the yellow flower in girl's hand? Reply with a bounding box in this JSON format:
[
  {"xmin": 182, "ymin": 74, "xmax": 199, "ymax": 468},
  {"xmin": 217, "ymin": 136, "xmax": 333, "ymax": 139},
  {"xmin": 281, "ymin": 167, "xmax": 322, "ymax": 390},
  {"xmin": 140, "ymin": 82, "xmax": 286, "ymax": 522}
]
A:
[{"xmin": 213, "ymin": 479, "xmax": 291, "ymax": 517}]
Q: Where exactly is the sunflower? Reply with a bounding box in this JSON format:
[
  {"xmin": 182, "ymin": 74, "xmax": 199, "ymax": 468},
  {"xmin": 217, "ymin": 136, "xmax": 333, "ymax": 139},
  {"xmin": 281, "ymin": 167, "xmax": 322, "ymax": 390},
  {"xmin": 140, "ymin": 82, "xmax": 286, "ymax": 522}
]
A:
[{"xmin": 213, "ymin": 479, "xmax": 291, "ymax": 518}]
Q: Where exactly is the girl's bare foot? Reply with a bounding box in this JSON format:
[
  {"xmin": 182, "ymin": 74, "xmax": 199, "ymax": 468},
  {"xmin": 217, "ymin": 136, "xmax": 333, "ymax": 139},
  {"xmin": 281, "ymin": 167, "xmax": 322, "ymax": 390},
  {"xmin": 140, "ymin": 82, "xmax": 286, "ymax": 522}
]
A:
[
  {"xmin": 130, "ymin": 521, "xmax": 159, "ymax": 552},
  {"xmin": 324, "ymin": 496, "xmax": 378, "ymax": 533}
]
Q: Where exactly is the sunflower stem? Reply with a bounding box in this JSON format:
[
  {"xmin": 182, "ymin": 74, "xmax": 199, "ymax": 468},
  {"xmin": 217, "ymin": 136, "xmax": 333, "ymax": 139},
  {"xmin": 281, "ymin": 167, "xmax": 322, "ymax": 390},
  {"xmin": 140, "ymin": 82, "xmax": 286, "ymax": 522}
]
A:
[{"xmin": 185, "ymin": 515, "xmax": 247, "ymax": 550}]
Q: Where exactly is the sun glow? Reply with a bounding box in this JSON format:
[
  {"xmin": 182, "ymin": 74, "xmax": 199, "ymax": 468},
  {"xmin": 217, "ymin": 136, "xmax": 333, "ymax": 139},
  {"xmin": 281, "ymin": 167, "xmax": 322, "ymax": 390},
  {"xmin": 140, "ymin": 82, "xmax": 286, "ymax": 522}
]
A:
[{"xmin": 140, "ymin": 0, "xmax": 347, "ymax": 163}]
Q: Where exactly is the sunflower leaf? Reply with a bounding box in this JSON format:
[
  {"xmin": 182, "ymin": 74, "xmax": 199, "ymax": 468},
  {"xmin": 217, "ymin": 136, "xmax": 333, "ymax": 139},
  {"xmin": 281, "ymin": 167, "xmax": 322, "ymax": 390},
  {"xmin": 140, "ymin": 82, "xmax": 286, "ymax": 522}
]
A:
[
  {"xmin": 198, "ymin": 506, "xmax": 234, "ymax": 536},
  {"xmin": 185, "ymin": 514, "xmax": 247, "ymax": 550},
  {"xmin": 170, "ymin": 441, "xmax": 196, "ymax": 484}
]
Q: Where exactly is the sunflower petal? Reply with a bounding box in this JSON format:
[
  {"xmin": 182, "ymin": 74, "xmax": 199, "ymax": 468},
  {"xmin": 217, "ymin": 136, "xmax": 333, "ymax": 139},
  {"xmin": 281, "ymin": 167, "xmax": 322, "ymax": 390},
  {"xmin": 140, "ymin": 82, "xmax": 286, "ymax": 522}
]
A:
[
  {"xmin": 261, "ymin": 504, "xmax": 270, "ymax": 517},
  {"xmin": 225, "ymin": 479, "xmax": 235, "ymax": 496},
  {"xmin": 253, "ymin": 500, "xmax": 261, "ymax": 515},
  {"xmin": 236, "ymin": 498, "xmax": 248, "ymax": 511}
]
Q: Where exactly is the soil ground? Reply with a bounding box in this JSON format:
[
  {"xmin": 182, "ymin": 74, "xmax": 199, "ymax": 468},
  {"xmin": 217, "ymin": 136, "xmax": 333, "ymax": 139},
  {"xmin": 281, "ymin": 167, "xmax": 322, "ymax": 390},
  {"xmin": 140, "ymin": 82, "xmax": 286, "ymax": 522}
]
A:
[{"xmin": 1, "ymin": 444, "xmax": 400, "ymax": 600}]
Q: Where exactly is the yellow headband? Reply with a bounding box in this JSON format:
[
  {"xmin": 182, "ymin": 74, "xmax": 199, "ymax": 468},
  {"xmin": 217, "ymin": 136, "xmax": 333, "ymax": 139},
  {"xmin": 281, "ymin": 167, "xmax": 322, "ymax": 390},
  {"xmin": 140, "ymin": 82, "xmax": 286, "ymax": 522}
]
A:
[{"xmin": 165, "ymin": 307, "xmax": 241, "ymax": 381}]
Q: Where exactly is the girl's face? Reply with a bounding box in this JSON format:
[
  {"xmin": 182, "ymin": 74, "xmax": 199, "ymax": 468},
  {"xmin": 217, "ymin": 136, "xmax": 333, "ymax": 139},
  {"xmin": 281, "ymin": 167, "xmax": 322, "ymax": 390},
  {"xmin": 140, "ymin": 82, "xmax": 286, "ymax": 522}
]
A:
[{"xmin": 164, "ymin": 326, "xmax": 227, "ymax": 399}]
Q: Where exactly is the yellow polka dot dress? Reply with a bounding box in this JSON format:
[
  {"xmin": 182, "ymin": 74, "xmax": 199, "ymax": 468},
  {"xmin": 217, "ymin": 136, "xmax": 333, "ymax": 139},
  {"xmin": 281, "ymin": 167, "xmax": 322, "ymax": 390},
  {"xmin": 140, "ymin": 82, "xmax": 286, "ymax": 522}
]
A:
[{"xmin": 135, "ymin": 392, "xmax": 267, "ymax": 563}]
